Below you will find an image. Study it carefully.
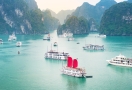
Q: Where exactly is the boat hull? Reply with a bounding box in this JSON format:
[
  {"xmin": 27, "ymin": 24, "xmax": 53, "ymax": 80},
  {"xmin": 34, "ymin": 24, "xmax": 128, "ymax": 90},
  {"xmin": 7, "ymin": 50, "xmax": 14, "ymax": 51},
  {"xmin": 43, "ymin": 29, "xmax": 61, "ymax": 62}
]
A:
[
  {"xmin": 61, "ymin": 67, "xmax": 86, "ymax": 78},
  {"xmin": 106, "ymin": 60, "xmax": 132, "ymax": 67}
]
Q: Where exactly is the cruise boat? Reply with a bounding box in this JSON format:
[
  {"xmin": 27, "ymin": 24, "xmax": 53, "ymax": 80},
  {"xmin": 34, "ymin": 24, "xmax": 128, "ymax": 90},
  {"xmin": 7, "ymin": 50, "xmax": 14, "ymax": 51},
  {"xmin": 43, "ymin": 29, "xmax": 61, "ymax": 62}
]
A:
[
  {"xmin": 106, "ymin": 54, "xmax": 132, "ymax": 67},
  {"xmin": 8, "ymin": 33, "xmax": 17, "ymax": 41},
  {"xmin": 16, "ymin": 41, "xmax": 22, "ymax": 47},
  {"xmin": 61, "ymin": 57, "xmax": 86, "ymax": 78},
  {"xmin": 53, "ymin": 42, "xmax": 58, "ymax": 46},
  {"xmin": 44, "ymin": 50, "xmax": 69, "ymax": 60},
  {"xmin": 0, "ymin": 39, "xmax": 3, "ymax": 44},
  {"xmin": 83, "ymin": 44, "xmax": 104, "ymax": 50}
]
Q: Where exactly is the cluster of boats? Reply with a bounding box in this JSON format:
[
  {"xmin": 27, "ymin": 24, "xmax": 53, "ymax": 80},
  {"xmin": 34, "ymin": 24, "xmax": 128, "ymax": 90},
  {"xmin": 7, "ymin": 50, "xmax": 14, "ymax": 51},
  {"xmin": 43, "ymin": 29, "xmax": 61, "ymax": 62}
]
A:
[
  {"xmin": 8, "ymin": 33, "xmax": 17, "ymax": 41},
  {"xmin": 0, "ymin": 33, "xmax": 22, "ymax": 47}
]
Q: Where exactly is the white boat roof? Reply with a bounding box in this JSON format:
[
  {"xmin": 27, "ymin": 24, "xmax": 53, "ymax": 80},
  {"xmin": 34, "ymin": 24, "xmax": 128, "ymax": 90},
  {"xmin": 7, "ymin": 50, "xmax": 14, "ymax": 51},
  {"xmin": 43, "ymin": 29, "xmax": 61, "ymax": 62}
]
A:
[{"xmin": 116, "ymin": 54, "xmax": 126, "ymax": 58}]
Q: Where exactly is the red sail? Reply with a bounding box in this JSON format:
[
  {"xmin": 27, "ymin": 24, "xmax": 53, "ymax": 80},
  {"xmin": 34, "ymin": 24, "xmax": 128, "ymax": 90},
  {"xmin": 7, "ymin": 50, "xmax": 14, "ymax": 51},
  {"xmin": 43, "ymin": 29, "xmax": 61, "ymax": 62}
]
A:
[
  {"xmin": 67, "ymin": 57, "xmax": 72, "ymax": 67},
  {"xmin": 73, "ymin": 59, "xmax": 78, "ymax": 68}
]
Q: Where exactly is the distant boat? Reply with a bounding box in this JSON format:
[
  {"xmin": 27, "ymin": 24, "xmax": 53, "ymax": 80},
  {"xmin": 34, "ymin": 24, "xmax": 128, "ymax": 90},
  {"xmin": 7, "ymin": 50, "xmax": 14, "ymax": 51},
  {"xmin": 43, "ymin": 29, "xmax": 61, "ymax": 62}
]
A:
[
  {"xmin": 8, "ymin": 33, "xmax": 17, "ymax": 41},
  {"xmin": 68, "ymin": 37, "xmax": 74, "ymax": 41},
  {"xmin": 77, "ymin": 42, "xmax": 80, "ymax": 44},
  {"xmin": 44, "ymin": 49, "xmax": 69, "ymax": 60},
  {"xmin": 96, "ymin": 34, "xmax": 106, "ymax": 38},
  {"xmin": 58, "ymin": 33, "xmax": 73, "ymax": 38},
  {"xmin": 106, "ymin": 54, "xmax": 132, "ymax": 67},
  {"xmin": 83, "ymin": 44, "xmax": 104, "ymax": 50},
  {"xmin": 43, "ymin": 34, "xmax": 50, "ymax": 40},
  {"xmin": 0, "ymin": 39, "xmax": 3, "ymax": 44},
  {"xmin": 16, "ymin": 41, "xmax": 22, "ymax": 47},
  {"xmin": 61, "ymin": 57, "xmax": 87, "ymax": 78},
  {"xmin": 53, "ymin": 42, "xmax": 58, "ymax": 46}
]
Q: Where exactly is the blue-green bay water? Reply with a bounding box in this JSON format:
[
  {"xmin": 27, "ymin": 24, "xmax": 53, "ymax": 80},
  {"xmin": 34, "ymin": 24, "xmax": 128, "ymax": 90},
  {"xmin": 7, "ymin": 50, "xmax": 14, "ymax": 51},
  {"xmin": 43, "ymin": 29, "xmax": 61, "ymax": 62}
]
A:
[{"xmin": 1, "ymin": 31, "xmax": 132, "ymax": 90}]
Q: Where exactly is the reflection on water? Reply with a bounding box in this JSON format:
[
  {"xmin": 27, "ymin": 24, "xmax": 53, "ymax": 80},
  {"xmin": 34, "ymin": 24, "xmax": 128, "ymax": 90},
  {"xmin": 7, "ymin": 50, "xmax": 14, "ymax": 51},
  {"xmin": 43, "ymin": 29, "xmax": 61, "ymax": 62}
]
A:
[
  {"xmin": 61, "ymin": 75, "xmax": 86, "ymax": 90},
  {"xmin": 107, "ymin": 64, "xmax": 132, "ymax": 74}
]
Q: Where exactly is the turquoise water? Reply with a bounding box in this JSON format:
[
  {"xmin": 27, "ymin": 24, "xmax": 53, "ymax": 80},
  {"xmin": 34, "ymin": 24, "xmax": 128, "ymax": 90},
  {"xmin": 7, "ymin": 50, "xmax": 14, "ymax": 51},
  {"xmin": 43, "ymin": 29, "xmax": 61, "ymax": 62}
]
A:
[{"xmin": 1, "ymin": 31, "xmax": 132, "ymax": 90}]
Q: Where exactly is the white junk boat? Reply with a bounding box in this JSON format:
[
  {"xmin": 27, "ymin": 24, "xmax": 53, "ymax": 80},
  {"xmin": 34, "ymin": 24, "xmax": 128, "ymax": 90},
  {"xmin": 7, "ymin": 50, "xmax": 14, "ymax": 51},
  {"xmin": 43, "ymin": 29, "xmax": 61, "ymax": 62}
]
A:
[
  {"xmin": 0, "ymin": 39, "xmax": 3, "ymax": 44},
  {"xmin": 106, "ymin": 54, "xmax": 132, "ymax": 67},
  {"xmin": 16, "ymin": 41, "xmax": 22, "ymax": 47},
  {"xmin": 61, "ymin": 57, "xmax": 86, "ymax": 78},
  {"xmin": 44, "ymin": 50, "xmax": 69, "ymax": 60},
  {"xmin": 83, "ymin": 44, "xmax": 104, "ymax": 50}
]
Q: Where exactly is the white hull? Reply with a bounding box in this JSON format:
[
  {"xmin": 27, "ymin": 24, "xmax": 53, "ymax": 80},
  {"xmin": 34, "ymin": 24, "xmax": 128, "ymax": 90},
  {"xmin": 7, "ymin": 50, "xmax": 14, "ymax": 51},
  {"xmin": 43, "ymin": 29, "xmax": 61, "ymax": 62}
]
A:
[
  {"xmin": 107, "ymin": 60, "xmax": 132, "ymax": 67},
  {"xmin": 0, "ymin": 39, "xmax": 3, "ymax": 44},
  {"xmin": 61, "ymin": 67, "xmax": 86, "ymax": 78},
  {"xmin": 45, "ymin": 56, "xmax": 67, "ymax": 60},
  {"xmin": 16, "ymin": 42, "xmax": 22, "ymax": 47},
  {"xmin": 45, "ymin": 51, "xmax": 69, "ymax": 60}
]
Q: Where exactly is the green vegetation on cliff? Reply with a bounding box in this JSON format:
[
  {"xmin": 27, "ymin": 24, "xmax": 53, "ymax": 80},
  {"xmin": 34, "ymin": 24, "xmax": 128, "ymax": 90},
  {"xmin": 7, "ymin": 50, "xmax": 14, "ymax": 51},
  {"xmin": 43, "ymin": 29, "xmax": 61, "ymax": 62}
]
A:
[
  {"xmin": 0, "ymin": 0, "xmax": 59, "ymax": 34},
  {"xmin": 57, "ymin": 16, "xmax": 90, "ymax": 35},
  {"xmin": 99, "ymin": 2, "xmax": 132, "ymax": 36}
]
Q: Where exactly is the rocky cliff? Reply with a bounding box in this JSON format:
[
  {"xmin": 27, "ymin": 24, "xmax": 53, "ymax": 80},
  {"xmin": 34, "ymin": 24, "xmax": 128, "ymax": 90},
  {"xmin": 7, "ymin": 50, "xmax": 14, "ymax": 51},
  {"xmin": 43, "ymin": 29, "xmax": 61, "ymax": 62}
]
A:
[{"xmin": 99, "ymin": 2, "xmax": 132, "ymax": 36}]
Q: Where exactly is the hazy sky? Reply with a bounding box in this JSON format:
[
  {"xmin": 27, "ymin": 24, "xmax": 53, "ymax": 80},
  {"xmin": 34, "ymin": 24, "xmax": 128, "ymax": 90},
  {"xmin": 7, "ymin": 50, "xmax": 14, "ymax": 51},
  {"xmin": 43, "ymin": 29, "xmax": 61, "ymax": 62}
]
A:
[{"xmin": 35, "ymin": 0, "xmax": 126, "ymax": 13}]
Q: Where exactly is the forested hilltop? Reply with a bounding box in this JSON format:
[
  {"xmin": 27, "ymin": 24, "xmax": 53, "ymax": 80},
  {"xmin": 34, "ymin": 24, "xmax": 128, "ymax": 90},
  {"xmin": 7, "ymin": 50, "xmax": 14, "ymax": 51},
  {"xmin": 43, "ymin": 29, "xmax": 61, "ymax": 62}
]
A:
[
  {"xmin": 57, "ymin": 16, "xmax": 90, "ymax": 35},
  {"xmin": 0, "ymin": 0, "xmax": 59, "ymax": 34},
  {"xmin": 99, "ymin": 2, "xmax": 132, "ymax": 36}
]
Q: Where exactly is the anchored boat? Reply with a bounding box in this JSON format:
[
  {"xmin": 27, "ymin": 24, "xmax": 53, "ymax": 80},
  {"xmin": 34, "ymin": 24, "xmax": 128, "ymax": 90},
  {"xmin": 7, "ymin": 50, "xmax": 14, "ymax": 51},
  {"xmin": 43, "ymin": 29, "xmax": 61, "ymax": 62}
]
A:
[
  {"xmin": 106, "ymin": 54, "xmax": 132, "ymax": 67},
  {"xmin": 43, "ymin": 34, "xmax": 50, "ymax": 40},
  {"xmin": 44, "ymin": 50, "xmax": 69, "ymax": 60},
  {"xmin": 16, "ymin": 41, "xmax": 22, "ymax": 47},
  {"xmin": 0, "ymin": 39, "xmax": 3, "ymax": 44},
  {"xmin": 61, "ymin": 57, "xmax": 86, "ymax": 78},
  {"xmin": 8, "ymin": 33, "xmax": 17, "ymax": 41},
  {"xmin": 53, "ymin": 42, "xmax": 58, "ymax": 46},
  {"xmin": 83, "ymin": 44, "xmax": 104, "ymax": 50}
]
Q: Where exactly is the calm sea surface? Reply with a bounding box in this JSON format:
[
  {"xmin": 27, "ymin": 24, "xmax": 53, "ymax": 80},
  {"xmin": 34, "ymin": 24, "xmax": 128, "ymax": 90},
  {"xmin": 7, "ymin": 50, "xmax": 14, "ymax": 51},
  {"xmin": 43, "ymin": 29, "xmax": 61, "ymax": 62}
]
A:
[{"xmin": 1, "ymin": 31, "xmax": 132, "ymax": 90}]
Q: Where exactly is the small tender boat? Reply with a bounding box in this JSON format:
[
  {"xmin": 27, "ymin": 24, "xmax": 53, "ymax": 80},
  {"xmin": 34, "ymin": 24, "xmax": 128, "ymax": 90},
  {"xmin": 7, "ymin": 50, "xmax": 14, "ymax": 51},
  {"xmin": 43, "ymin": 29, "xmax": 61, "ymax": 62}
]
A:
[
  {"xmin": 53, "ymin": 42, "xmax": 58, "ymax": 46},
  {"xmin": 0, "ymin": 39, "xmax": 3, "ymax": 44},
  {"xmin": 77, "ymin": 42, "xmax": 80, "ymax": 44},
  {"xmin": 16, "ymin": 41, "xmax": 22, "ymax": 47},
  {"xmin": 106, "ymin": 54, "xmax": 132, "ymax": 67},
  {"xmin": 61, "ymin": 57, "xmax": 86, "ymax": 78},
  {"xmin": 83, "ymin": 44, "xmax": 104, "ymax": 50},
  {"xmin": 44, "ymin": 50, "xmax": 69, "ymax": 60}
]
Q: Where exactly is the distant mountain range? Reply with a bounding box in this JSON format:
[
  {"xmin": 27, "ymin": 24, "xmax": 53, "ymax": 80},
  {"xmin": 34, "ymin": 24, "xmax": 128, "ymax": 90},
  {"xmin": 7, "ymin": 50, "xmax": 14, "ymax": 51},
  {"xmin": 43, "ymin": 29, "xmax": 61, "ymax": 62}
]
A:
[
  {"xmin": 72, "ymin": 0, "xmax": 117, "ymax": 24},
  {"xmin": 50, "ymin": 10, "xmax": 74, "ymax": 24},
  {"xmin": 50, "ymin": 0, "xmax": 118, "ymax": 32}
]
